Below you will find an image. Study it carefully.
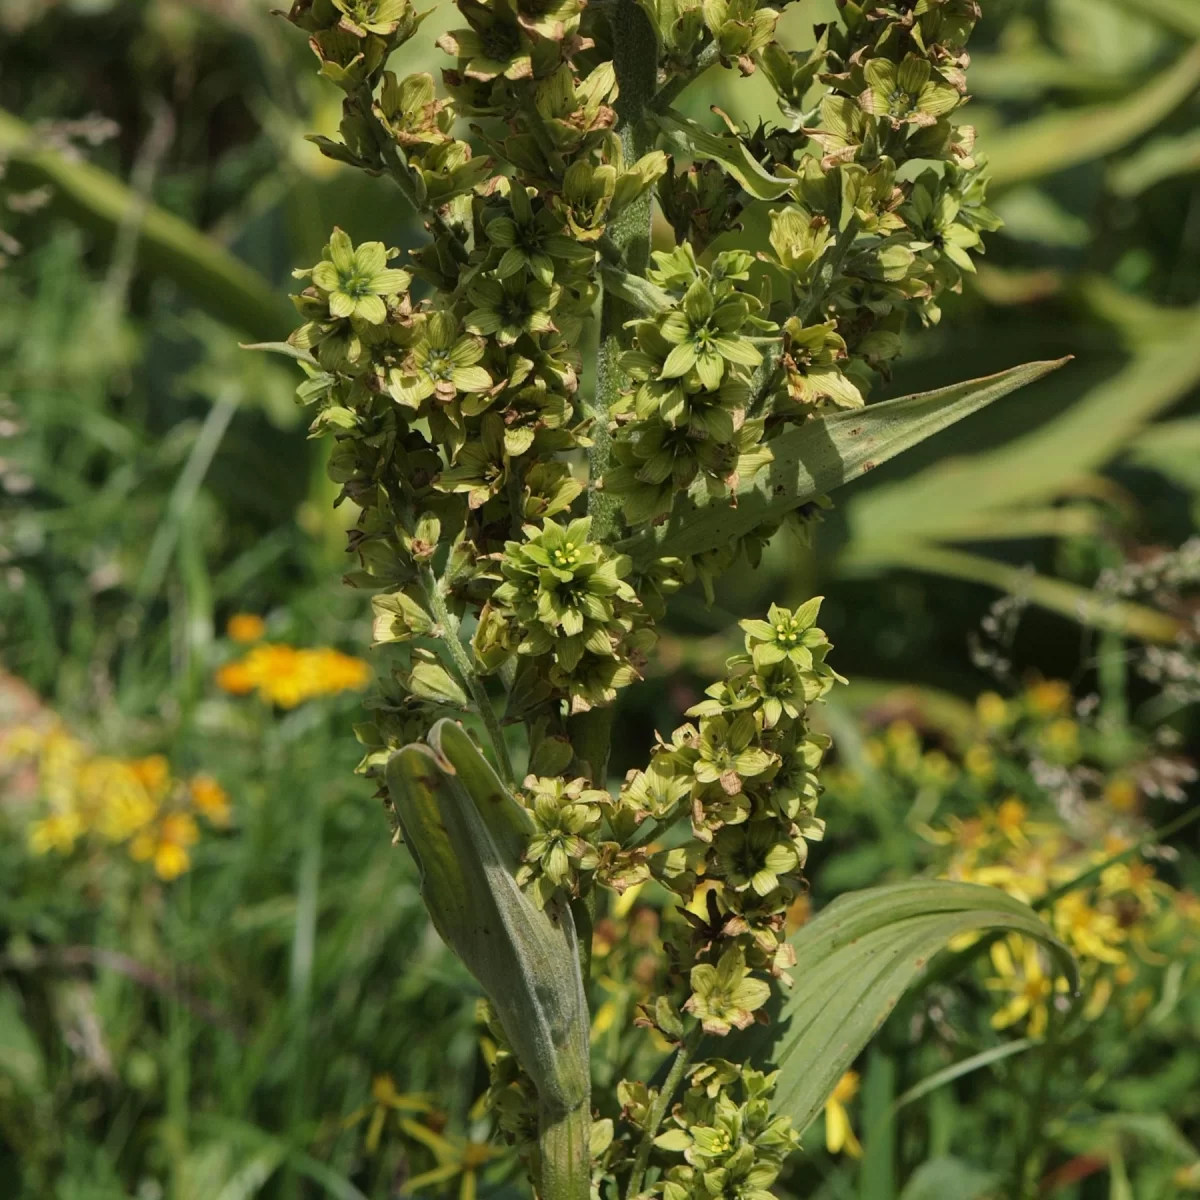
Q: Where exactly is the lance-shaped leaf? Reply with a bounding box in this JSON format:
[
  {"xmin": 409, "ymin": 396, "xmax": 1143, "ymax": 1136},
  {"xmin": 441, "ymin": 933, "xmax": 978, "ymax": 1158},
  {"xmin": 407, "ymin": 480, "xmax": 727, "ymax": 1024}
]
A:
[
  {"xmin": 736, "ymin": 881, "xmax": 1076, "ymax": 1135},
  {"xmin": 655, "ymin": 110, "xmax": 793, "ymax": 201},
  {"xmin": 987, "ymin": 45, "xmax": 1200, "ymax": 188},
  {"xmin": 0, "ymin": 107, "xmax": 292, "ymax": 341},
  {"xmin": 386, "ymin": 720, "xmax": 590, "ymax": 1123},
  {"xmin": 617, "ymin": 359, "xmax": 1070, "ymax": 569}
]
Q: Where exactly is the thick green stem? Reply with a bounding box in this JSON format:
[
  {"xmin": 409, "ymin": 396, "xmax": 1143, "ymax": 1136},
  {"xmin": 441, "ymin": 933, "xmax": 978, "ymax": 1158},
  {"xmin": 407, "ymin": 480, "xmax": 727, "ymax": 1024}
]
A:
[
  {"xmin": 537, "ymin": 1099, "xmax": 591, "ymax": 1200},
  {"xmin": 589, "ymin": 0, "xmax": 659, "ymax": 544},
  {"xmin": 418, "ymin": 565, "xmax": 517, "ymax": 788},
  {"xmin": 626, "ymin": 1027, "xmax": 702, "ymax": 1200}
]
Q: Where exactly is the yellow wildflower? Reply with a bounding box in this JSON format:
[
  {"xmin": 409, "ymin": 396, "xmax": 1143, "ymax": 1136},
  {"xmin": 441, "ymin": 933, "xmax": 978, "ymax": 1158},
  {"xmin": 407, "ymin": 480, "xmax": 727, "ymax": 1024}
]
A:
[
  {"xmin": 1052, "ymin": 892, "xmax": 1125, "ymax": 965},
  {"xmin": 1104, "ymin": 775, "xmax": 1138, "ymax": 813},
  {"xmin": 824, "ymin": 1071, "xmax": 862, "ymax": 1158},
  {"xmin": 343, "ymin": 1074, "xmax": 433, "ymax": 1153},
  {"xmin": 964, "ymin": 742, "xmax": 994, "ymax": 780},
  {"xmin": 987, "ymin": 934, "xmax": 1059, "ymax": 1037},
  {"xmin": 994, "ymin": 796, "xmax": 1029, "ymax": 845},
  {"xmin": 885, "ymin": 721, "xmax": 921, "ymax": 773},
  {"xmin": 214, "ymin": 660, "xmax": 257, "ymax": 695},
  {"xmin": 400, "ymin": 1117, "xmax": 501, "ymax": 1200},
  {"xmin": 130, "ymin": 754, "xmax": 170, "ymax": 798},
  {"xmin": 976, "ymin": 691, "xmax": 1009, "ymax": 729},
  {"xmin": 85, "ymin": 758, "xmax": 158, "ymax": 841},
  {"xmin": 1038, "ymin": 718, "xmax": 1079, "ymax": 764},
  {"xmin": 1082, "ymin": 973, "xmax": 1114, "ymax": 1021},
  {"xmin": 130, "ymin": 812, "xmax": 199, "ymax": 881},
  {"xmin": 189, "ymin": 775, "xmax": 232, "ymax": 827},
  {"xmin": 216, "ymin": 643, "xmax": 370, "ymax": 708},
  {"xmin": 1026, "ymin": 679, "xmax": 1070, "ymax": 716},
  {"xmin": 226, "ymin": 613, "xmax": 267, "ymax": 643},
  {"xmin": 28, "ymin": 811, "xmax": 85, "ymax": 856}
]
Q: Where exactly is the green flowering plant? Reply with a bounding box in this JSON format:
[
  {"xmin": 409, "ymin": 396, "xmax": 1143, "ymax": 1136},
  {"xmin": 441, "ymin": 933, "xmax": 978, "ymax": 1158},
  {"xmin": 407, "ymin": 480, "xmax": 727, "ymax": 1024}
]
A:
[{"xmin": 272, "ymin": 0, "xmax": 1076, "ymax": 1196}]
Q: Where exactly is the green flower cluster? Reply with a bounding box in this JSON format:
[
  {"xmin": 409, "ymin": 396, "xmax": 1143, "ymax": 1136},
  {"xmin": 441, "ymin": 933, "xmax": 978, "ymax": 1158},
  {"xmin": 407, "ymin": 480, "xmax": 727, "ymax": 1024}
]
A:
[
  {"xmin": 482, "ymin": 517, "xmax": 652, "ymax": 714},
  {"xmin": 653, "ymin": 1063, "xmax": 801, "ymax": 1200},
  {"xmin": 606, "ymin": 247, "xmax": 776, "ymax": 525},
  {"xmin": 608, "ymin": 0, "xmax": 997, "ymax": 604},
  {"xmin": 621, "ymin": 598, "xmax": 838, "ymax": 986},
  {"xmin": 280, "ymin": 0, "xmax": 1003, "ymax": 1190}
]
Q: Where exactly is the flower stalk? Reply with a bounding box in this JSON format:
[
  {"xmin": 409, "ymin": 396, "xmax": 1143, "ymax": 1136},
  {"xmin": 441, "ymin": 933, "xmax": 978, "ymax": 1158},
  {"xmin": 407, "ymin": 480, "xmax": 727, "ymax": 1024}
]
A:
[{"xmin": 274, "ymin": 0, "xmax": 1028, "ymax": 1194}]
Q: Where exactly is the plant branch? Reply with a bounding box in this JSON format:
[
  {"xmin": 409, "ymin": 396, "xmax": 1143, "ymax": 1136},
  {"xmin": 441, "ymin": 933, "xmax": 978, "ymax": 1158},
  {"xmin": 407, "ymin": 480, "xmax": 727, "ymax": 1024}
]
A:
[
  {"xmin": 626, "ymin": 1026, "xmax": 702, "ymax": 1200},
  {"xmin": 354, "ymin": 87, "xmax": 461, "ymax": 244},
  {"xmin": 590, "ymin": 0, "xmax": 659, "ymax": 547},
  {"xmin": 650, "ymin": 41, "xmax": 723, "ymax": 113},
  {"xmin": 419, "ymin": 564, "xmax": 517, "ymax": 787}
]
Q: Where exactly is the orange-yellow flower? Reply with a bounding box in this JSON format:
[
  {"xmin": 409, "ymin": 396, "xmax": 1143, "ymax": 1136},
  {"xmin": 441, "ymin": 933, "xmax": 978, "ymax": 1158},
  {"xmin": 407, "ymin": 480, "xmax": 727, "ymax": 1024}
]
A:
[
  {"xmin": 28, "ymin": 811, "xmax": 85, "ymax": 856},
  {"xmin": 130, "ymin": 812, "xmax": 199, "ymax": 880},
  {"xmin": 824, "ymin": 1071, "xmax": 862, "ymax": 1157},
  {"xmin": 190, "ymin": 775, "xmax": 231, "ymax": 827},
  {"xmin": 227, "ymin": 613, "xmax": 267, "ymax": 643},
  {"xmin": 216, "ymin": 643, "xmax": 371, "ymax": 707}
]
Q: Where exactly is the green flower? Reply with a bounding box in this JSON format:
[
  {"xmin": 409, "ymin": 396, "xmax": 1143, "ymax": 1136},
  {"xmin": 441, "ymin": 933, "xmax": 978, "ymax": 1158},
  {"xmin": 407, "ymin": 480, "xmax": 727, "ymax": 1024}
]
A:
[
  {"xmin": 702, "ymin": 0, "xmax": 779, "ymax": 70},
  {"xmin": 778, "ymin": 319, "xmax": 863, "ymax": 411},
  {"xmin": 494, "ymin": 517, "xmax": 638, "ymax": 657},
  {"xmin": 331, "ymin": 0, "xmax": 417, "ymax": 37},
  {"xmin": 373, "ymin": 71, "xmax": 453, "ymax": 148},
  {"xmin": 739, "ymin": 598, "xmax": 828, "ymax": 666},
  {"xmin": 465, "ymin": 274, "xmax": 558, "ymax": 346},
  {"xmin": 300, "ymin": 228, "xmax": 411, "ymax": 324},
  {"xmin": 694, "ymin": 713, "xmax": 774, "ymax": 797},
  {"xmin": 621, "ymin": 322, "xmax": 748, "ymax": 440},
  {"xmin": 516, "ymin": 775, "xmax": 607, "ymax": 905},
  {"xmin": 389, "ymin": 312, "xmax": 492, "ymax": 410},
  {"xmin": 484, "ymin": 183, "xmax": 597, "ymax": 284},
  {"xmin": 901, "ymin": 168, "xmax": 999, "ymax": 291},
  {"xmin": 604, "ymin": 416, "xmax": 772, "ymax": 527},
  {"xmin": 657, "ymin": 279, "xmax": 763, "ymax": 390},
  {"xmin": 434, "ymin": 414, "xmax": 507, "ymax": 509},
  {"xmin": 857, "ymin": 54, "xmax": 961, "ymax": 129},
  {"xmin": 683, "ymin": 946, "xmax": 770, "ymax": 1035},
  {"xmin": 714, "ymin": 823, "xmax": 800, "ymax": 896},
  {"xmin": 436, "ymin": 0, "xmax": 534, "ymax": 82}
]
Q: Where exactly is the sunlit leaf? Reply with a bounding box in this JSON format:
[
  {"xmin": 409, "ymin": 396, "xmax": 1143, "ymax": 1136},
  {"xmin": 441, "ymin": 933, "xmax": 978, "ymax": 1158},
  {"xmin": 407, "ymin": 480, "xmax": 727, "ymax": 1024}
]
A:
[
  {"xmin": 738, "ymin": 881, "xmax": 1076, "ymax": 1135},
  {"xmin": 0, "ymin": 106, "xmax": 291, "ymax": 340},
  {"xmin": 654, "ymin": 110, "xmax": 793, "ymax": 201},
  {"xmin": 385, "ymin": 721, "xmax": 590, "ymax": 1120},
  {"xmin": 987, "ymin": 45, "xmax": 1200, "ymax": 187},
  {"xmin": 619, "ymin": 359, "xmax": 1069, "ymax": 569}
]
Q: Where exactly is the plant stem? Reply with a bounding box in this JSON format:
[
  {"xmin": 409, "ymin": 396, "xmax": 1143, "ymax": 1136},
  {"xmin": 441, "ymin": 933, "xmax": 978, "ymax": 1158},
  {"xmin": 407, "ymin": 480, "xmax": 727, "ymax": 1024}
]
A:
[
  {"xmin": 590, "ymin": 0, "xmax": 658, "ymax": 545},
  {"xmin": 418, "ymin": 565, "xmax": 517, "ymax": 788},
  {"xmin": 537, "ymin": 1099, "xmax": 592, "ymax": 1200},
  {"xmin": 626, "ymin": 1027, "xmax": 702, "ymax": 1200},
  {"xmin": 650, "ymin": 42, "xmax": 722, "ymax": 113}
]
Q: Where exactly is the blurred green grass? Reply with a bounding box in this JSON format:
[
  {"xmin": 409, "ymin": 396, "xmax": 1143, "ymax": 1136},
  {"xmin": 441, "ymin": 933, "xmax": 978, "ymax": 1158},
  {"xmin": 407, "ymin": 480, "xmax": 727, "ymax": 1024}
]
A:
[{"xmin": 1, "ymin": 0, "xmax": 1199, "ymax": 1195}]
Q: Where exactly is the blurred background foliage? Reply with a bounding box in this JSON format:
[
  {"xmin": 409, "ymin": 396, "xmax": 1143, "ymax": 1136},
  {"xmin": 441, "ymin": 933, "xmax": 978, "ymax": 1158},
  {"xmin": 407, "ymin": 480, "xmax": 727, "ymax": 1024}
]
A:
[{"xmin": 0, "ymin": 0, "xmax": 1198, "ymax": 1196}]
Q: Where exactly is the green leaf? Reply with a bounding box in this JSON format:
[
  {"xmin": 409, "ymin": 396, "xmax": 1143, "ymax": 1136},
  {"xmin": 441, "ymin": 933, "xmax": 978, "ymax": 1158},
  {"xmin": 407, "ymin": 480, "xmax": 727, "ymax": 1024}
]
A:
[
  {"xmin": 856, "ymin": 544, "xmax": 1184, "ymax": 643},
  {"xmin": 598, "ymin": 261, "xmax": 676, "ymax": 314},
  {"xmin": 845, "ymin": 311, "xmax": 1200, "ymax": 549},
  {"xmin": 618, "ymin": 359, "xmax": 1069, "ymax": 569},
  {"xmin": 0, "ymin": 983, "xmax": 44, "ymax": 1094},
  {"xmin": 239, "ymin": 342, "xmax": 320, "ymax": 366},
  {"xmin": 1108, "ymin": 0, "xmax": 1200, "ymax": 38},
  {"xmin": 655, "ymin": 110, "xmax": 793, "ymax": 201},
  {"xmin": 385, "ymin": 720, "xmax": 590, "ymax": 1123},
  {"xmin": 0, "ymin": 107, "xmax": 292, "ymax": 340},
  {"xmin": 738, "ymin": 881, "xmax": 1076, "ymax": 1136},
  {"xmin": 1109, "ymin": 128, "xmax": 1200, "ymax": 197},
  {"xmin": 898, "ymin": 1159, "xmax": 998, "ymax": 1200},
  {"xmin": 987, "ymin": 45, "xmax": 1200, "ymax": 188},
  {"xmin": 891, "ymin": 1038, "xmax": 1039, "ymax": 1116}
]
